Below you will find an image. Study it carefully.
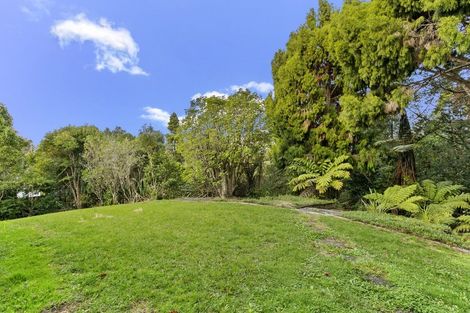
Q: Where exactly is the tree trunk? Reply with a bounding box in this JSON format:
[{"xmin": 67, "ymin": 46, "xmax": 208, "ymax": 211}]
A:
[
  {"xmin": 394, "ymin": 112, "xmax": 417, "ymax": 185},
  {"xmin": 220, "ymin": 168, "xmax": 237, "ymax": 198}
]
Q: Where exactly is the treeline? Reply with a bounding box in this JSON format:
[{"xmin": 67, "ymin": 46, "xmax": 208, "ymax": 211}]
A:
[
  {"xmin": 1, "ymin": 0, "xmax": 469, "ymax": 225},
  {"xmin": 0, "ymin": 114, "xmax": 185, "ymax": 219},
  {"xmin": 0, "ymin": 90, "xmax": 277, "ymax": 219}
]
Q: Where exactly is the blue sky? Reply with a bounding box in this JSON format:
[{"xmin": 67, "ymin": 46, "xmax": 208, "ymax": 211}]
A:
[{"xmin": 0, "ymin": 0, "xmax": 342, "ymax": 144}]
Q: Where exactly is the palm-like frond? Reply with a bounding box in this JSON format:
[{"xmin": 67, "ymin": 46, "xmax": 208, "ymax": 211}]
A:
[
  {"xmin": 288, "ymin": 158, "xmax": 318, "ymax": 174},
  {"xmin": 290, "ymin": 173, "xmax": 319, "ymax": 192},
  {"xmin": 363, "ymin": 184, "xmax": 423, "ymax": 214},
  {"xmin": 434, "ymin": 183, "xmax": 464, "ymax": 203},
  {"xmin": 418, "ymin": 180, "xmax": 470, "ymax": 224},
  {"xmin": 420, "ymin": 179, "xmax": 437, "ymax": 200},
  {"xmin": 392, "ymin": 144, "xmax": 415, "ymax": 153},
  {"xmin": 289, "ymin": 155, "xmax": 352, "ymax": 195},
  {"xmin": 454, "ymin": 216, "xmax": 470, "ymax": 234}
]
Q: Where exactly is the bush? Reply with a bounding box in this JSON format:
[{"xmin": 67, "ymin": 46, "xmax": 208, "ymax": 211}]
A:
[{"xmin": 256, "ymin": 162, "xmax": 289, "ymax": 197}]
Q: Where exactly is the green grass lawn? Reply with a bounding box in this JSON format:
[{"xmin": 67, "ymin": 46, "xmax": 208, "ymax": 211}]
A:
[{"xmin": 1, "ymin": 200, "xmax": 469, "ymax": 312}]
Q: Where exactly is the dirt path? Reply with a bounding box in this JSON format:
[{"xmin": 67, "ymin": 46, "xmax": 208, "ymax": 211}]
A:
[{"xmin": 298, "ymin": 207, "xmax": 344, "ymax": 217}]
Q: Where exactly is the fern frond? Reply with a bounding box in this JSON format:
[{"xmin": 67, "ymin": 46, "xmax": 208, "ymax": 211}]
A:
[
  {"xmin": 392, "ymin": 144, "xmax": 415, "ymax": 153},
  {"xmin": 449, "ymin": 193, "xmax": 470, "ymax": 202},
  {"xmin": 363, "ymin": 192, "xmax": 383, "ymax": 201},
  {"xmin": 363, "ymin": 185, "xmax": 422, "ymax": 214},
  {"xmin": 329, "ymin": 180, "xmax": 344, "ymax": 191},
  {"xmin": 288, "ymin": 155, "xmax": 352, "ymax": 195},
  {"xmin": 384, "ymin": 184, "xmax": 418, "ymax": 205},
  {"xmin": 454, "ymin": 216, "xmax": 470, "ymax": 233},
  {"xmin": 398, "ymin": 202, "xmax": 421, "ymax": 213},
  {"xmin": 332, "ymin": 155, "xmax": 350, "ymax": 165},
  {"xmin": 404, "ymin": 195, "xmax": 425, "ymax": 204},
  {"xmin": 434, "ymin": 184, "xmax": 464, "ymax": 202},
  {"xmin": 420, "ymin": 179, "xmax": 437, "ymax": 200}
]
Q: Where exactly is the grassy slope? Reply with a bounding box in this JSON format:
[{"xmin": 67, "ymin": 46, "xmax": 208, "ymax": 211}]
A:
[{"xmin": 0, "ymin": 201, "xmax": 469, "ymax": 313}]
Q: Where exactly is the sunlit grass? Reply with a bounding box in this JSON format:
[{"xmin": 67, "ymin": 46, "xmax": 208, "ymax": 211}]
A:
[{"xmin": 1, "ymin": 200, "xmax": 469, "ymax": 312}]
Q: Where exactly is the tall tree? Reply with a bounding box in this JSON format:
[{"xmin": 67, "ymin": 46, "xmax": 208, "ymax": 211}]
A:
[
  {"xmin": 178, "ymin": 90, "xmax": 269, "ymax": 198},
  {"xmin": 326, "ymin": 0, "xmax": 417, "ymax": 183},
  {"xmin": 83, "ymin": 134, "xmax": 140, "ymax": 205},
  {"xmin": 167, "ymin": 113, "xmax": 180, "ymax": 154},
  {"xmin": 36, "ymin": 126, "xmax": 99, "ymax": 208},
  {"xmin": 0, "ymin": 104, "xmax": 30, "ymax": 200},
  {"xmin": 268, "ymin": 4, "xmax": 347, "ymax": 169}
]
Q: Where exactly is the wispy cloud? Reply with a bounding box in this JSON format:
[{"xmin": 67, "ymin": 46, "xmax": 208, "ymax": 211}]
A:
[
  {"xmin": 51, "ymin": 14, "xmax": 148, "ymax": 76},
  {"xmin": 21, "ymin": 0, "xmax": 52, "ymax": 21},
  {"xmin": 141, "ymin": 107, "xmax": 171, "ymax": 125},
  {"xmin": 230, "ymin": 81, "xmax": 274, "ymax": 94},
  {"xmin": 191, "ymin": 91, "xmax": 229, "ymax": 101},
  {"xmin": 141, "ymin": 107, "xmax": 185, "ymax": 127},
  {"xmin": 191, "ymin": 81, "xmax": 273, "ymax": 101}
]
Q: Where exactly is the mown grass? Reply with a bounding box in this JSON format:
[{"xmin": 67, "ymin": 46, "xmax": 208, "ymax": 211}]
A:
[
  {"xmin": 1, "ymin": 200, "xmax": 469, "ymax": 312},
  {"xmin": 343, "ymin": 211, "xmax": 470, "ymax": 250}
]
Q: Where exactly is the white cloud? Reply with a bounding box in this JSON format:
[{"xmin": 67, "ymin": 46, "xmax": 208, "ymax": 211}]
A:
[
  {"xmin": 191, "ymin": 81, "xmax": 273, "ymax": 101},
  {"xmin": 141, "ymin": 107, "xmax": 171, "ymax": 124},
  {"xmin": 51, "ymin": 14, "xmax": 148, "ymax": 76},
  {"xmin": 191, "ymin": 91, "xmax": 229, "ymax": 101},
  {"xmin": 230, "ymin": 81, "xmax": 274, "ymax": 94},
  {"xmin": 21, "ymin": 0, "xmax": 52, "ymax": 21}
]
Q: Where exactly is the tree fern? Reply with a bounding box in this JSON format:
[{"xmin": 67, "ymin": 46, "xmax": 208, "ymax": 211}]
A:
[
  {"xmin": 289, "ymin": 155, "xmax": 352, "ymax": 195},
  {"xmin": 363, "ymin": 184, "xmax": 424, "ymax": 214},
  {"xmin": 417, "ymin": 180, "xmax": 470, "ymax": 224}
]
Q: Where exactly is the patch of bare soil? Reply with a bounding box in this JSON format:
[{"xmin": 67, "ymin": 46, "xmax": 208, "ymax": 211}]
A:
[
  {"xmin": 364, "ymin": 274, "xmax": 393, "ymax": 287},
  {"xmin": 319, "ymin": 237, "xmax": 349, "ymax": 248},
  {"xmin": 130, "ymin": 302, "xmax": 156, "ymax": 313},
  {"xmin": 42, "ymin": 303, "xmax": 78, "ymax": 313}
]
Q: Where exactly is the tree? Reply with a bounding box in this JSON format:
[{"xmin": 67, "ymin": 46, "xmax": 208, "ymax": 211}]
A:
[
  {"xmin": 178, "ymin": 90, "xmax": 269, "ymax": 198},
  {"xmin": 273, "ymin": 0, "xmax": 468, "ymax": 188},
  {"xmin": 326, "ymin": 0, "xmax": 469, "ymax": 185},
  {"xmin": 267, "ymin": 5, "xmax": 347, "ymax": 169},
  {"xmin": 83, "ymin": 134, "xmax": 140, "ymax": 205},
  {"xmin": 0, "ymin": 103, "xmax": 30, "ymax": 200},
  {"xmin": 168, "ymin": 112, "xmax": 180, "ymax": 134},
  {"xmin": 143, "ymin": 152, "xmax": 184, "ymax": 199},
  {"xmin": 36, "ymin": 126, "xmax": 99, "ymax": 208},
  {"xmin": 166, "ymin": 113, "xmax": 180, "ymax": 155},
  {"xmin": 411, "ymin": 80, "xmax": 470, "ymax": 186},
  {"xmin": 325, "ymin": 0, "xmax": 418, "ymax": 184},
  {"xmin": 384, "ymin": 0, "xmax": 470, "ymax": 97}
]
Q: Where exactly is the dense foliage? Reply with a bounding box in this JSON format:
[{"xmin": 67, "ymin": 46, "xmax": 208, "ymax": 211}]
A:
[{"xmin": 178, "ymin": 90, "xmax": 269, "ymax": 198}]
